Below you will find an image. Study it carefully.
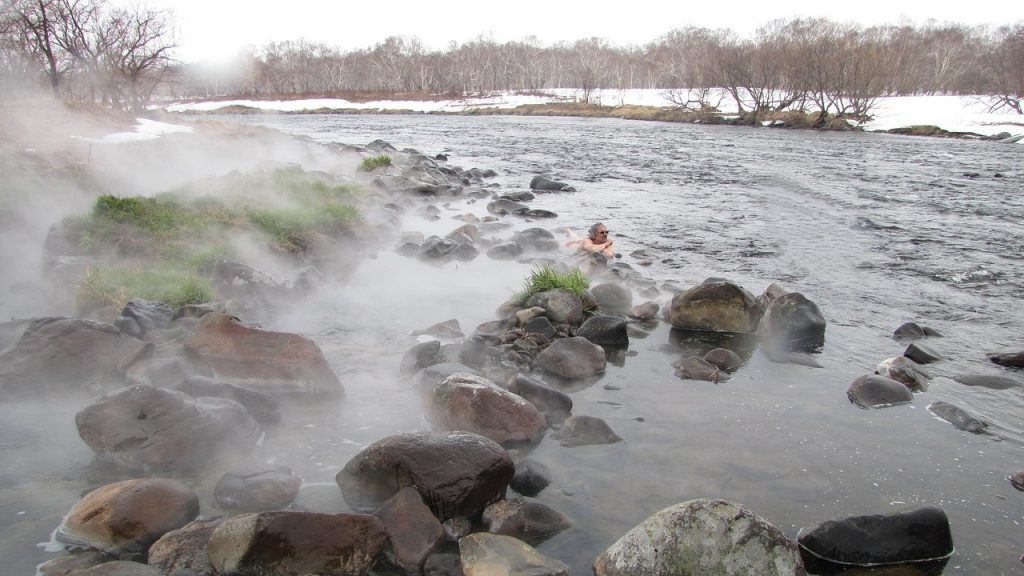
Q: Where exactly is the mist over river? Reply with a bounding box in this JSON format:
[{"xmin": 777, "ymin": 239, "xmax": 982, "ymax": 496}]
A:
[{"xmin": 4, "ymin": 113, "xmax": 1023, "ymax": 575}]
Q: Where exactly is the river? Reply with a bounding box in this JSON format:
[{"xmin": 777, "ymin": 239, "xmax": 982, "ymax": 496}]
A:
[{"xmin": 5, "ymin": 113, "xmax": 1024, "ymax": 574}]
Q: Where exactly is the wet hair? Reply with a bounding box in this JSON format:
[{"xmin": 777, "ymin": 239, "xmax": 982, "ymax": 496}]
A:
[{"xmin": 588, "ymin": 223, "xmax": 606, "ymax": 239}]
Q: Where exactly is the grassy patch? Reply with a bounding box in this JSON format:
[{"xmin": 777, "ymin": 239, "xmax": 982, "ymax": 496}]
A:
[
  {"xmin": 359, "ymin": 154, "xmax": 392, "ymax": 172},
  {"xmin": 77, "ymin": 266, "xmax": 214, "ymax": 317},
  {"xmin": 63, "ymin": 166, "xmax": 364, "ymax": 315},
  {"xmin": 516, "ymin": 265, "xmax": 590, "ymax": 303}
]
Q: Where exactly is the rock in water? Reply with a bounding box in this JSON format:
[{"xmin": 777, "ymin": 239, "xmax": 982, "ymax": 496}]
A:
[
  {"xmin": 797, "ymin": 507, "xmax": 953, "ymax": 571},
  {"xmin": 668, "ymin": 280, "xmax": 763, "ymax": 333},
  {"xmin": 763, "ymin": 292, "xmax": 826, "ymax": 352},
  {"xmin": 927, "ymin": 401, "xmax": 990, "ymax": 434},
  {"xmin": 427, "ymin": 373, "xmax": 548, "ymax": 447},
  {"xmin": 460, "ymin": 533, "xmax": 569, "ymax": 576},
  {"xmin": 847, "ymin": 375, "xmax": 913, "ymax": 408},
  {"xmin": 593, "ymin": 498, "xmax": 805, "ymax": 576},
  {"xmin": 56, "ymin": 478, "xmax": 199, "ymax": 558},
  {"xmin": 533, "ymin": 337, "xmax": 606, "ymax": 380}
]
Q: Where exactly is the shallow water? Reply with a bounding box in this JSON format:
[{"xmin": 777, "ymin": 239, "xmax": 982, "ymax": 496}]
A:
[{"xmin": 4, "ymin": 114, "xmax": 1024, "ymax": 575}]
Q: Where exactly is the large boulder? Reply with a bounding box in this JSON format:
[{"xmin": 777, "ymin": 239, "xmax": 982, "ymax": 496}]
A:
[
  {"xmin": 147, "ymin": 517, "xmax": 224, "ymax": 575},
  {"xmin": 797, "ymin": 507, "xmax": 952, "ymax": 572},
  {"xmin": 593, "ymin": 499, "xmax": 805, "ymax": 576},
  {"xmin": 211, "ymin": 259, "xmax": 286, "ymax": 319},
  {"xmin": 533, "ymin": 336, "xmax": 607, "ymax": 380},
  {"xmin": 336, "ymin": 431, "xmax": 514, "ymax": 521},
  {"xmin": 762, "ymin": 292, "xmax": 826, "ymax": 352},
  {"xmin": 0, "ymin": 317, "xmax": 150, "ymax": 397},
  {"xmin": 525, "ymin": 289, "xmax": 584, "ymax": 326},
  {"xmin": 847, "ymin": 375, "xmax": 913, "ymax": 408},
  {"xmin": 76, "ymin": 385, "xmax": 261, "ymax": 472},
  {"xmin": 668, "ymin": 280, "xmax": 763, "ymax": 333},
  {"xmin": 184, "ymin": 313, "xmax": 343, "ymax": 397},
  {"xmin": 460, "ymin": 533, "xmax": 569, "ymax": 576},
  {"xmin": 207, "ymin": 511, "xmax": 387, "ymax": 576},
  {"xmin": 512, "ymin": 228, "xmax": 559, "ymax": 252},
  {"xmin": 56, "ymin": 478, "xmax": 199, "ymax": 558},
  {"xmin": 427, "ymin": 373, "xmax": 548, "ymax": 447}
]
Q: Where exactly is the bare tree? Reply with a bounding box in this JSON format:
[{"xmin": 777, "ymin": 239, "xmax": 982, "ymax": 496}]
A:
[{"xmin": 984, "ymin": 24, "xmax": 1024, "ymax": 114}]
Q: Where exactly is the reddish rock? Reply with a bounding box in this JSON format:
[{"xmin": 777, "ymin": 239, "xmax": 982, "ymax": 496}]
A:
[{"xmin": 428, "ymin": 373, "xmax": 547, "ymax": 447}]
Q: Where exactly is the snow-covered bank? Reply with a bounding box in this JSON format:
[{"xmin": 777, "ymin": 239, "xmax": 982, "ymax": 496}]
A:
[{"xmin": 162, "ymin": 89, "xmax": 1024, "ymax": 141}]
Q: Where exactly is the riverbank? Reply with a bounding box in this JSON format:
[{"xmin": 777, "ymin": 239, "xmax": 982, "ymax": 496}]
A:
[{"xmin": 163, "ymin": 88, "xmax": 1024, "ymax": 141}]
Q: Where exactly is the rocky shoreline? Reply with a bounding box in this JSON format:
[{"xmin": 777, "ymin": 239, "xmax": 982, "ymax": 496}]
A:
[{"xmin": 3, "ymin": 111, "xmax": 1020, "ymax": 575}]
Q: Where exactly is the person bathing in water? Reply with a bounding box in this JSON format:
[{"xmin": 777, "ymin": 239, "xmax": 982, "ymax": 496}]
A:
[{"xmin": 565, "ymin": 223, "xmax": 615, "ymax": 258}]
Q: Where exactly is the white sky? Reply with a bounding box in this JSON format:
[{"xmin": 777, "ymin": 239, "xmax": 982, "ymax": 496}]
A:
[{"xmin": 153, "ymin": 0, "xmax": 1024, "ymax": 64}]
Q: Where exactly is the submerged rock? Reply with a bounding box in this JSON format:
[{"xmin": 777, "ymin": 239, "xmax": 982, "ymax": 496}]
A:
[
  {"xmin": 593, "ymin": 498, "xmax": 804, "ymax": 576},
  {"xmin": 460, "ymin": 533, "xmax": 569, "ymax": 576},
  {"xmin": 893, "ymin": 321, "xmax": 943, "ymax": 340},
  {"xmin": 482, "ymin": 497, "xmax": 572, "ymax": 544},
  {"xmin": 989, "ymin": 350, "xmax": 1024, "ymax": 368},
  {"xmin": 529, "ymin": 175, "xmax": 575, "ymax": 192},
  {"xmin": 553, "ymin": 415, "xmax": 621, "ymax": 447},
  {"xmin": 703, "ymin": 348, "xmax": 742, "ymax": 372},
  {"xmin": 952, "ymin": 374, "xmax": 1022, "ymax": 390},
  {"xmin": 511, "ymin": 458, "xmax": 552, "ymax": 497},
  {"xmin": 847, "ymin": 375, "xmax": 913, "ymax": 408},
  {"xmin": 927, "ymin": 401, "xmax": 990, "ymax": 434}
]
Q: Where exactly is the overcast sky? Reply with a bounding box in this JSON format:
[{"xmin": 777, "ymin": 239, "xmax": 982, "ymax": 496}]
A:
[{"xmin": 160, "ymin": 0, "xmax": 1024, "ymax": 63}]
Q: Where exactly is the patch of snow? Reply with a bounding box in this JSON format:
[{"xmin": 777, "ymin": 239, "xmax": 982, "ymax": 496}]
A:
[{"xmin": 76, "ymin": 117, "xmax": 194, "ymax": 144}]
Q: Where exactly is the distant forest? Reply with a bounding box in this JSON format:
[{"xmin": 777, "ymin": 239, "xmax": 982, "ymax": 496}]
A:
[{"xmin": 2, "ymin": 0, "xmax": 1022, "ymax": 118}]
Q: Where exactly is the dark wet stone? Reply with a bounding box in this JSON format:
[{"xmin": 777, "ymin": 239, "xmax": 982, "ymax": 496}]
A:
[
  {"xmin": 76, "ymin": 561, "xmax": 161, "ymax": 575},
  {"xmin": 875, "ymin": 356, "xmax": 931, "ymax": 390},
  {"xmin": 1009, "ymin": 471, "xmax": 1024, "ymax": 491},
  {"xmin": 214, "ymin": 464, "xmax": 303, "ymax": 512},
  {"xmin": 627, "ymin": 301, "xmax": 659, "ymax": 321},
  {"xmin": 797, "ymin": 507, "xmax": 953, "ymax": 569},
  {"xmin": 440, "ymin": 337, "xmax": 490, "ymax": 369},
  {"xmin": 374, "ymin": 487, "xmax": 445, "ymax": 574},
  {"xmin": 525, "ymin": 289, "xmax": 584, "ymax": 326},
  {"xmin": 668, "ymin": 280, "xmax": 762, "ymax": 333},
  {"xmin": 576, "ymin": 314, "xmax": 629, "ymax": 349},
  {"xmin": 148, "ymin": 517, "xmax": 224, "ymax": 576},
  {"xmin": 989, "ymin": 351, "xmax": 1024, "ymax": 368},
  {"xmin": 673, "ymin": 356, "xmax": 727, "ymax": 382},
  {"xmin": 336, "ymin": 431, "xmax": 514, "ymax": 521},
  {"xmin": 487, "ymin": 198, "xmax": 530, "ymax": 215},
  {"xmin": 115, "ymin": 299, "xmax": 174, "ymax": 339},
  {"xmin": 847, "ymin": 375, "xmax": 913, "ymax": 408},
  {"xmin": 401, "ymin": 340, "xmax": 442, "ymax": 375},
  {"xmin": 529, "ymin": 175, "xmax": 574, "ymax": 192},
  {"xmin": 763, "ymin": 292, "xmax": 826, "ymax": 352},
  {"xmin": 904, "ymin": 342, "xmax": 943, "ymax": 364},
  {"xmin": 552, "ymin": 415, "xmax": 621, "ymax": 447},
  {"xmin": 952, "ymin": 374, "xmax": 1022, "ymax": 390},
  {"xmin": 487, "ymin": 242, "xmax": 525, "ymax": 260},
  {"xmin": 500, "ymin": 191, "xmax": 536, "ymax": 202},
  {"xmin": 482, "ymin": 497, "xmax": 572, "ymax": 545},
  {"xmin": 177, "ymin": 375, "xmax": 280, "ymax": 425},
  {"xmin": 590, "ymin": 283, "xmax": 633, "ymax": 317},
  {"xmin": 894, "ymin": 321, "xmax": 943, "ymax": 340},
  {"xmin": 927, "ymin": 401, "xmax": 990, "ymax": 434},
  {"xmin": 523, "ymin": 209, "xmax": 558, "ymax": 218},
  {"xmin": 703, "ymin": 348, "xmax": 743, "ymax": 372},
  {"xmin": 412, "ymin": 319, "xmax": 464, "ymax": 339},
  {"xmin": 523, "ymin": 316, "xmax": 556, "ymax": 340},
  {"xmin": 533, "ymin": 337, "xmax": 606, "ymax": 380},
  {"xmin": 511, "ymin": 458, "xmax": 552, "ymax": 497},
  {"xmin": 512, "ymin": 228, "xmax": 559, "ymax": 252},
  {"xmin": 506, "ymin": 373, "xmax": 573, "ymax": 424},
  {"xmin": 413, "ymin": 362, "xmax": 481, "ymax": 394}
]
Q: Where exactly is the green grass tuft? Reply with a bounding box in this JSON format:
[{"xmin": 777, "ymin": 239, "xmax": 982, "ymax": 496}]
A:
[
  {"xmin": 515, "ymin": 264, "xmax": 591, "ymax": 304},
  {"xmin": 359, "ymin": 154, "xmax": 392, "ymax": 172},
  {"xmin": 77, "ymin": 266, "xmax": 214, "ymax": 316}
]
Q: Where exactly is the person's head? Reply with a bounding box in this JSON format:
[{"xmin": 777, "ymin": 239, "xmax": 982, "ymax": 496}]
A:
[{"xmin": 588, "ymin": 223, "xmax": 609, "ymax": 241}]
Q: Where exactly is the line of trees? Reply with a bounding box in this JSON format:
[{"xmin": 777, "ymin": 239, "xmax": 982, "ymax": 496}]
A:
[
  {"xmin": 2, "ymin": 2, "xmax": 1022, "ymax": 119},
  {"xmin": 0, "ymin": 0, "xmax": 175, "ymax": 111},
  {"xmin": 176, "ymin": 19, "xmax": 1023, "ymax": 121}
]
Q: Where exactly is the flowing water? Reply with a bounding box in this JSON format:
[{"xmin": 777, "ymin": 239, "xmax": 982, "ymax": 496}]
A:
[{"xmin": 3, "ymin": 114, "xmax": 1023, "ymax": 574}]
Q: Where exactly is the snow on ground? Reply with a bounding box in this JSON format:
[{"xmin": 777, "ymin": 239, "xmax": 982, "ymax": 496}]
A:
[
  {"xmin": 77, "ymin": 117, "xmax": 195, "ymax": 144},
  {"xmin": 155, "ymin": 89, "xmax": 1024, "ymax": 141}
]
